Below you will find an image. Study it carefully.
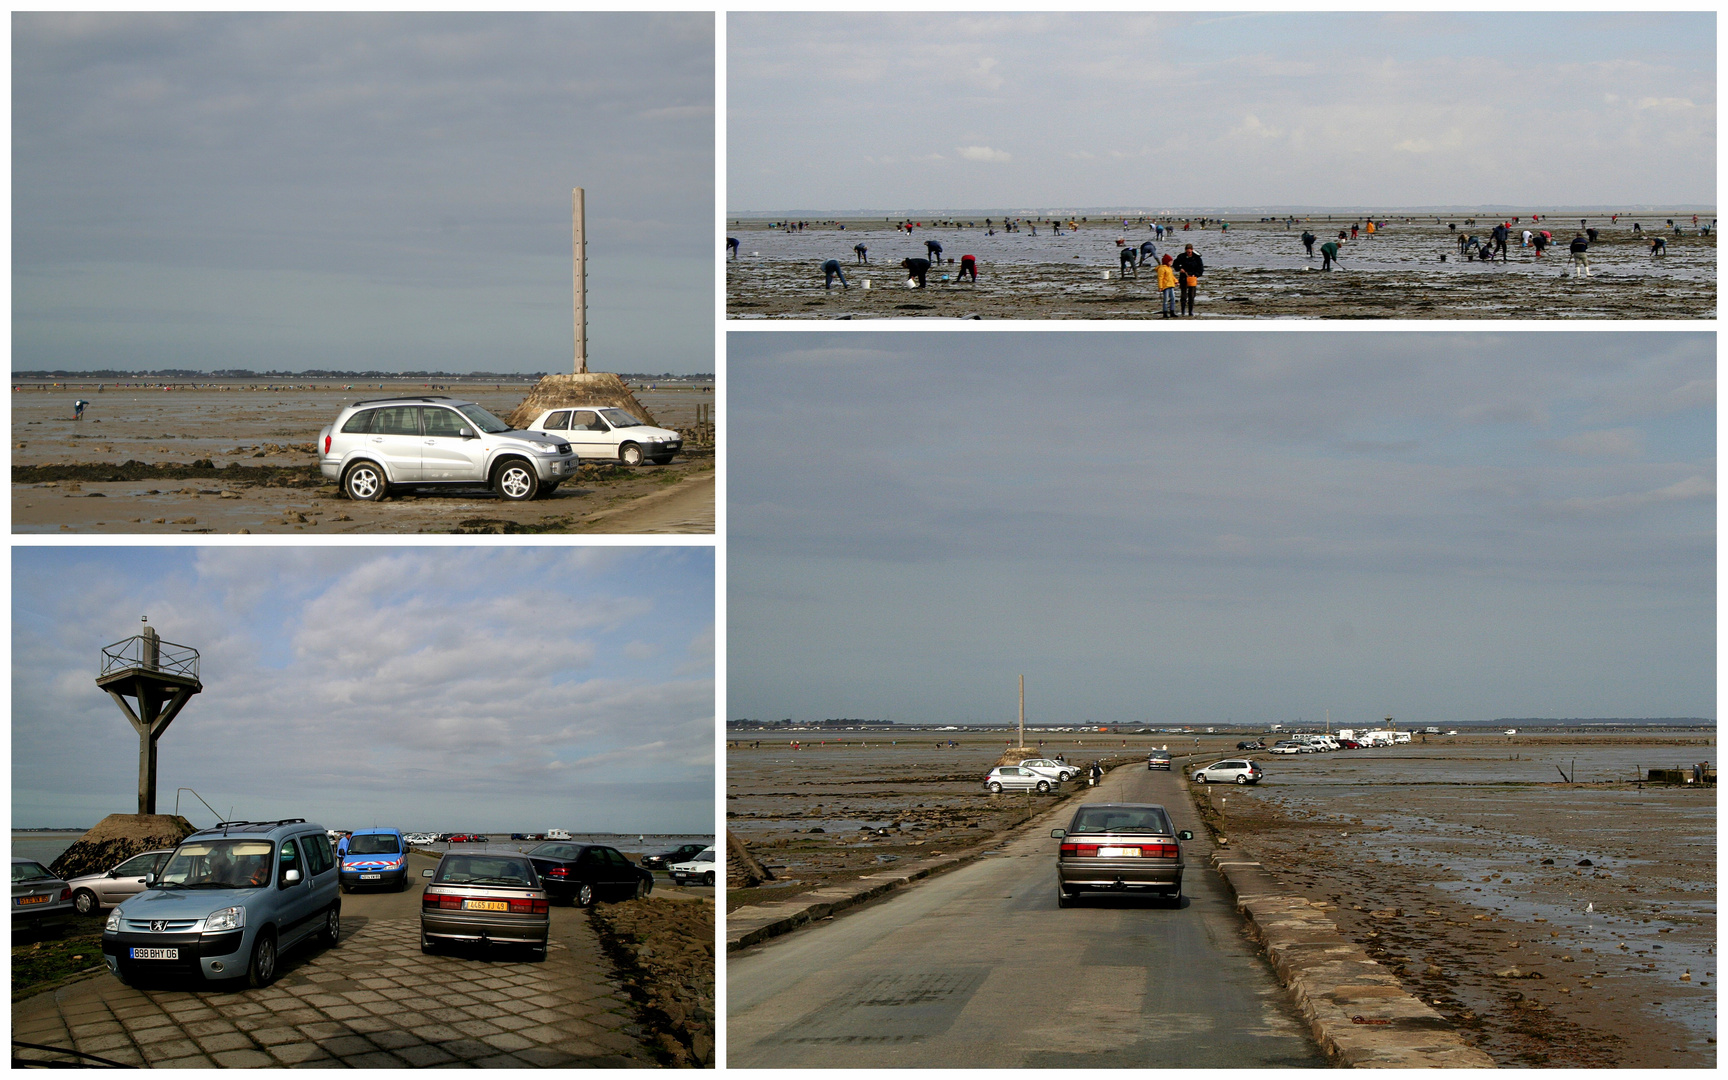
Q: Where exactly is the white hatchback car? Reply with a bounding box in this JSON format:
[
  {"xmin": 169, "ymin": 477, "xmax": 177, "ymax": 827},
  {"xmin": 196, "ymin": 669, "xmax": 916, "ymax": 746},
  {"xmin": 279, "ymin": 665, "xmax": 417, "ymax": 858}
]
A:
[
  {"xmin": 524, "ymin": 407, "xmax": 682, "ymax": 466},
  {"xmin": 668, "ymin": 847, "xmax": 716, "ymax": 887},
  {"xmin": 984, "ymin": 766, "xmax": 1052, "ymax": 793},
  {"xmin": 1017, "ymin": 758, "xmax": 1081, "ymax": 782}
]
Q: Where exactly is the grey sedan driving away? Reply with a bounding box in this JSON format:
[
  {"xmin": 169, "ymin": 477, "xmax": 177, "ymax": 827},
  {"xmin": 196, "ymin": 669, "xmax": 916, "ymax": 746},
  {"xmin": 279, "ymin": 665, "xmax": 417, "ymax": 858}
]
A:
[{"xmin": 1051, "ymin": 803, "xmax": 1192, "ymax": 907}]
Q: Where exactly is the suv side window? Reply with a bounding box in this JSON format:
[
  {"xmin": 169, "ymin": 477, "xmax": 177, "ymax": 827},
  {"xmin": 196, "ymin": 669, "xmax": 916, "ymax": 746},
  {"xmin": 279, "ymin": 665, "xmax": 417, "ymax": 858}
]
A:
[
  {"xmin": 542, "ymin": 410, "xmax": 571, "ymax": 430},
  {"xmin": 571, "ymin": 410, "xmax": 601, "ymax": 431},
  {"xmin": 303, "ymin": 833, "xmax": 333, "ymax": 875},
  {"xmin": 421, "ymin": 407, "xmax": 466, "ymax": 438},
  {"xmin": 341, "ymin": 409, "xmax": 377, "ymax": 434},
  {"xmin": 373, "ymin": 406, "xmax": 421, "ymax": 436},
  {"xmin": 278, "ymin": 838, "xmax": 301, "ymax": 886}
]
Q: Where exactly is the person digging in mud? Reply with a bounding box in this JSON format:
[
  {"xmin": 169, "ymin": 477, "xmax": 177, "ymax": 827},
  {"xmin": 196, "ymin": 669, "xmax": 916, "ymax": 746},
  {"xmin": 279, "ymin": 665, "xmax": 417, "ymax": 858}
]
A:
[
  {"xmin": 1172, "ymin": 244, "xmax": 1203, "ymax": 315},
  {"xmin": 821, "ymin": 259, "xmax": 849, "ymax": 290},
  {"xmin": 1569, "ymin": 232, "xmax": 1591, "ymax": 276},
  {"xmin": 854, "ymin": 242, "xmax": 869, "ymax": 264},
  {"xmin": 727, "ymin": 237, "xmax": 740, "ymax": 259},
  {"xmin": 1650, "ymin": 236, "xmax": 1667, "ymax": 256},
  {"xmin": 957, "ymin": 255, "xmax": 978, "ymax": 283},
  {"xmin": 1531, "ymin": 231, "xmax": 1549, "ymax": 258},
  {"xmin": 900, "ymin": 257, "xmax": 932, "ymax": 287},
  {"xmin": 924, "ymin": 239, "xmax": 944, "ymax": 264},
  {"xmin": 1139, "ymin": 240, "xmax": 1157, "ymax": 265},
  {"xmin": 1491, "ymin": 222, "xmax": 1510, "ymax": 262},
  {"xmin": 1320, "ymin": 239, "xmax": 1341, "ymax": 270},
  {"xmin": 1119, "ymin": 247, "xmax": 1138, "ymax": 276},
  {"xmin": 73, "ymin": 399, "xmax": 88, "ymax": 421},
  {"xmin": 1301, "ymin": 230, "xmax": 1316, "ymax": 257}
]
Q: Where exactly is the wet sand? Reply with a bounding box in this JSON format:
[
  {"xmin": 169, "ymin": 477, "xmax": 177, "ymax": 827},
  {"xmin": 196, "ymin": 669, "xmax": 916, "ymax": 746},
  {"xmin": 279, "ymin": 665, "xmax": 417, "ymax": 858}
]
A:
[
  {"xmin": 727, "ymin": 216, "xmax": 1715, "ymax": 319},
  {"xmin": 1211, "ymin": 735, "xmax": 1716, "ymax": 1068},
  {"xmin": 726, "ymin": 730, "xmax": 1716, "ymax": 1067},
  {"xmin": 12, "ymin": 378, "xmax": 715, "ymax": 534}
]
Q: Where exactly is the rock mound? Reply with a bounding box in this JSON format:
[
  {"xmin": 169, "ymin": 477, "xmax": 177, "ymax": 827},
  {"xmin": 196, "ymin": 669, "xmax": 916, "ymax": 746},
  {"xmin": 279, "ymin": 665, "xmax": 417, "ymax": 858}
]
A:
[
  {"xmin": 48, "ymin": 813, "xmax": 195, "ymax": 880},
  {"xmin": 726, "ymin": 830, "xmax": 775, "ymax": 888},
  {"xmin": 504, "ymin": 372, "xmax": 657, "ymax": 429}
]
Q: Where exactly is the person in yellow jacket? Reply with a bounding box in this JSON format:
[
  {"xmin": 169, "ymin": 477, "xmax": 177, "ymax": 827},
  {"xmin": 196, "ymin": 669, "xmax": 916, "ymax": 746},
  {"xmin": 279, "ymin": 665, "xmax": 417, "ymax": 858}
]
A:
[{"xmin": 1156, "ymin": 255, "xmax": 1179, "ymax": 319}]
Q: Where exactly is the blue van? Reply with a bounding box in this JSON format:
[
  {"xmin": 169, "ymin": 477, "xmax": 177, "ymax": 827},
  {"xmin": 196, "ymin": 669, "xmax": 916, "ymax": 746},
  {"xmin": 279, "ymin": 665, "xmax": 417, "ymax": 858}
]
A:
[{"xmin": 338, "ymin": 828, "xmax": 409, "ymax": 892}]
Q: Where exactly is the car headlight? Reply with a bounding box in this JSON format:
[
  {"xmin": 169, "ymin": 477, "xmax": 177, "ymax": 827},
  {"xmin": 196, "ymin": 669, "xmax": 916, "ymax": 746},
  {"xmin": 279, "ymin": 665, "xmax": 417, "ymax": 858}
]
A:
[
  {"xmin": 105, "ymin": 908, "xmax": 121, "ymax": 932},
  {"xmin": 536, "ymin": 443, "xmax": 563, "ymax": 454},
  {"xmin": 204, "ymin": 906, "xmax": 245, "ymax": 933}
]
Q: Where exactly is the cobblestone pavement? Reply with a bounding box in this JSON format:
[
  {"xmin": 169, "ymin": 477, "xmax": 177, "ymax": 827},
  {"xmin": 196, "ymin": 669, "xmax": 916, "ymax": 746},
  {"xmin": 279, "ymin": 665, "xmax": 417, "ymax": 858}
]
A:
[{"xmin": 13, "ymin": 915, "xmax": 657, "ymax": 1067}]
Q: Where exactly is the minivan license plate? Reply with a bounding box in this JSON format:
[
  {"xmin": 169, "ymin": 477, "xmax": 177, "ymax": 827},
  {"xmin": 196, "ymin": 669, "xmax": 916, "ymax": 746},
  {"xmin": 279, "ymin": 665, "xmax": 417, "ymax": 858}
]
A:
[
  {"xmin": 129, "ymin": 948, "xmax": 178, "ymax": 960},
  {"xmin": 360, "ymin": 873, "xmax": 381, "ymax": 880},
  {"xmin": 1099, "ymin": 847, "xmax": 1141, "ymax": 857}
]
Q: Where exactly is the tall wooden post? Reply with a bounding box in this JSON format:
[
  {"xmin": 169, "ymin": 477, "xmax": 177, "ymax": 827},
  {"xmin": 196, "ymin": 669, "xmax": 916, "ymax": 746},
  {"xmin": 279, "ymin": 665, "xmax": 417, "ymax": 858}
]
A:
[
  {"xmin": 572, "ymin": 187, "xmax": 588, "ymax": 374},
  {"xmin": 1018, "ymin": 675, "xmax": 1025, "ymax": 748}
]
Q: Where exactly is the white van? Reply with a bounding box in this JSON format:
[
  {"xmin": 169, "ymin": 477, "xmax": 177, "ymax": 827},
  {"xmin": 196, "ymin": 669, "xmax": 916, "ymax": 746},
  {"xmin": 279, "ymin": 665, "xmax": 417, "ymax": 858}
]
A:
[{"xmin": 546, "ymin": 828, "xmax": 573, "ymax": 841}]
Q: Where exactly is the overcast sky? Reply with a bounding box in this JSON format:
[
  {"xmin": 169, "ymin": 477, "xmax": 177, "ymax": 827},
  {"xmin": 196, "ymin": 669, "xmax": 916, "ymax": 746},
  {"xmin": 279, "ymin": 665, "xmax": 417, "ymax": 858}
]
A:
[
  {"xmin": 14, "ymin": 13, "xmax": 713, "ymax": 374},
  {"xmin": 729, "ymin": 13, "xmax": 1716, "ymax": 212},
  {"xmin": 14, "ymin": 547, "xmax": 714, "ymax": 833},
  {"xmin": 729, "ymin": 332, "xmax": 1714, "ymax": 728}
]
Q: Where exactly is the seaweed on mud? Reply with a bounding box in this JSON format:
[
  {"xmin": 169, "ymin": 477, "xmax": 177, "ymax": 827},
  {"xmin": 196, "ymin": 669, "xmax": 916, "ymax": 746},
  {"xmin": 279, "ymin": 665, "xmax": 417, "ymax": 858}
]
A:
[{"xmin": 15, "ymin": 461, "xmax": 324, "ymax": 487}]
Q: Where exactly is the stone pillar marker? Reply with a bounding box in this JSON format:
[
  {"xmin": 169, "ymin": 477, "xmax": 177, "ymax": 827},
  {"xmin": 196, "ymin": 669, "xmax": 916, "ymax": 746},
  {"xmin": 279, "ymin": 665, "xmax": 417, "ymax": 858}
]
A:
[
  {"xmin": 573, "ymin": 186, "xmax": 588, "ymax": 374},
  {"xmin": 95, "ymin": 618, "xmax": 202, "ymax": 815}
]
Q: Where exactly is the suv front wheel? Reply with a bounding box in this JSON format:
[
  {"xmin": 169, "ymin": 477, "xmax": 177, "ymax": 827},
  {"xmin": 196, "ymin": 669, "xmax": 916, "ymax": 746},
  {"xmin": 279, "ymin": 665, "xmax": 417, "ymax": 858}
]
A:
[
  {"xmin": 343, "ymin": 461, "xmax": 388, "ymax": 501},
  {"xmin": 493, "ymin": 458, "xmax": 540, "ymax": 501},
  {"xmin": 247, "ymin": 931, "xmax": 278, "ymax": 989}
]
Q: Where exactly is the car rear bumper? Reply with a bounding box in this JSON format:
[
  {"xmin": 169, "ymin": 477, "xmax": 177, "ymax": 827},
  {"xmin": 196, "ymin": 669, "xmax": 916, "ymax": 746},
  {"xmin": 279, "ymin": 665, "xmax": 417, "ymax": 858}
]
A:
[
  {"xmin": 1057, "ymin": 860, "xmax": 1183, "ymax": 891},
  {"xmin": 421, "ymin": 911, "xmax": 548, "ymax": 945},
  {"xmin": 319, "ymin": 459, "xmax": 341, "ymax": 480}
]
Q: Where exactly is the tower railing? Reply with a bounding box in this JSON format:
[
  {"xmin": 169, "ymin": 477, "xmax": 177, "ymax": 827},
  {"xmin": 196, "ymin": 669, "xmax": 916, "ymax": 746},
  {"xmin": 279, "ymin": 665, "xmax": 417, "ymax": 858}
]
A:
[{"xmin": 100, "ymin": 635, "xmax": 200, "ymax": 681}]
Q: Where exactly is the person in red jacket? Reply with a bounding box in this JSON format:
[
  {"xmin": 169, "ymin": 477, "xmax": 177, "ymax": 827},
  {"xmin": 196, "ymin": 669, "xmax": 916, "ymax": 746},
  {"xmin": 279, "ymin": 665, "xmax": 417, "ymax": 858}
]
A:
[{"xmin": 957, "ymin": 255, "xmax": 978, "ymax": 283}]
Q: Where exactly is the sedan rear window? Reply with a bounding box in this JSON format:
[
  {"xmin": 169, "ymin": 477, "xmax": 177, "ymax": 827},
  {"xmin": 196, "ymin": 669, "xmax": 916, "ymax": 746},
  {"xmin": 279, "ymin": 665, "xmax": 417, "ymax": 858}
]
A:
[
  {"xmin": 436, "ymin": 856, "xmax": 537, "ymax": 887},
  {"xmin": 13, "ymin": 861, "xmax": 54, "ymax": 883},
  {"xmin": 528, "ymin": 843, "xmax": 581, "ymax": 861},
  {"xmin": 1069, "ymin": 807, "xmax": 1172, "ymax": 835}
]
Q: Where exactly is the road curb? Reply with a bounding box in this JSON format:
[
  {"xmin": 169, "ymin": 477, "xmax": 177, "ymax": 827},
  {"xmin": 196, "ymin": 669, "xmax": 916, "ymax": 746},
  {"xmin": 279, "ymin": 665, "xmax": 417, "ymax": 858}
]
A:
[{"xmin": 1208, "ymin": 849, "xmax": 1496, "ymax": 1068}]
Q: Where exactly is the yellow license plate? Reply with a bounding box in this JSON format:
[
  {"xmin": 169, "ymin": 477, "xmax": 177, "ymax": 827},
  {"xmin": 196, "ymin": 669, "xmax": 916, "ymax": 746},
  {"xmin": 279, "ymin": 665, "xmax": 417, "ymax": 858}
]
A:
[
  {"xmin": 17, "ymin": 895, "xmax": 48, "ymax": 905},
  {"xmin": 463, "ymin": 899, "xmax": 509, "ymax": 912}
]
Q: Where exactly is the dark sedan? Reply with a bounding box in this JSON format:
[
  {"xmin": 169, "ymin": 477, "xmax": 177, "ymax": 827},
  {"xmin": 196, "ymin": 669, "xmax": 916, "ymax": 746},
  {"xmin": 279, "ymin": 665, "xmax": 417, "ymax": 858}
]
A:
[
  {"xmin": 522, "ymin": 842, "xmax": 652, "ymax": 907},
  {"xmin": 641, "ymin": 843, "xmax": 708, "ymax": 872},
  {"xmin": 1237, "ymin": 740, "xmax": 1266, "ymax": 750}
]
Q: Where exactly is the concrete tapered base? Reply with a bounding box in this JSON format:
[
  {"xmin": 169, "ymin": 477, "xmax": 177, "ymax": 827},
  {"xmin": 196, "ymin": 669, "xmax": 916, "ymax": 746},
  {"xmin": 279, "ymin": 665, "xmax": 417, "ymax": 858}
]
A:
[{"xmin": 48, "ymin": 813, "xmax": 196, "ymax": 880}]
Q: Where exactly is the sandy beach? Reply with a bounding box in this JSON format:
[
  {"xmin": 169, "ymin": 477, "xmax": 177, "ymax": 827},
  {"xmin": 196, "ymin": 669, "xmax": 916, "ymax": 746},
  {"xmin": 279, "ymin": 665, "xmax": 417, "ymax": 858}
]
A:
[
  {"xmin": 726, "ymin": 216, "xmax": 1715, "ymax": 319},
  {"xmin": 12, "ymin": 378, "xmax": 715, "ymax": 534},
  {"xmin": 726, "ymin": 729, "xmax": 1716, "ymax": 1067}
]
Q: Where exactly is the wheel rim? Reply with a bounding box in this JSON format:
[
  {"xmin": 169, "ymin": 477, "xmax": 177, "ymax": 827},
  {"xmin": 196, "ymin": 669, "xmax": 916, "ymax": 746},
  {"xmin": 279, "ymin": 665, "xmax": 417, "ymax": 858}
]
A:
[
  {"xmin": 256, "ymin": 938, "xmax": 275, "ymax": 982},
  {"xmin": 579, "ymin": 884, "xmax": 593, "ymax": 906},
  {"xmin": 349, "ymin": 468, "xmax": 379, "ymax": 499},
  {"xmin": 501, "ymin": 467, "xmax": 532, "ymax": 498},
  {"xmin": 622, "ymin": 446, "xmax": 641, "ymax": 465},
  {"xmin": 328, "ymin": 909, "xmax": 340, "ymax": 942},
  {"xmin": 75, "ymin": 892, "xmax": 94, "ymax": 915}
]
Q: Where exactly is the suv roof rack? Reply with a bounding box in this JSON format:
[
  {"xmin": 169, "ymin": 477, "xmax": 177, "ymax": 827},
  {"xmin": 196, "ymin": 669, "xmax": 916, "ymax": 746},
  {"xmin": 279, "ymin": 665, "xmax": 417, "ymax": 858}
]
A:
[
  {"xmin": 205, "ymin": 818, "xmax": 308, "ymax": 835},
  {"xmin": 348, "ymin": 395, "xmax": 456, "ymax": 406}
]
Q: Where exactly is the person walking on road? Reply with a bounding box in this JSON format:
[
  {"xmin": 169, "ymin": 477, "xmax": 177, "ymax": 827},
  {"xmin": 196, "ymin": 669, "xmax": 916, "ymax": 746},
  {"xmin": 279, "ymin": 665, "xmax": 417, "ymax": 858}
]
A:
[{"xmin": 1172, "ymin": 244, "xmax": 1204, "ymax": 316}]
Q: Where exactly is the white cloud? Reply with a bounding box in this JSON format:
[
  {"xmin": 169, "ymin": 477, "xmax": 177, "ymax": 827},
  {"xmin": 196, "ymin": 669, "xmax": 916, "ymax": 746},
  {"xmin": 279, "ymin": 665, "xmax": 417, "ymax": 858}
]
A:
[
  {"xmin": 1546, "ymin": 428, "xmax": 1641, "ymax": 458},
  {"xmin": 956, "ymin": 145, "xmax": 1011, "ymax": 162}
]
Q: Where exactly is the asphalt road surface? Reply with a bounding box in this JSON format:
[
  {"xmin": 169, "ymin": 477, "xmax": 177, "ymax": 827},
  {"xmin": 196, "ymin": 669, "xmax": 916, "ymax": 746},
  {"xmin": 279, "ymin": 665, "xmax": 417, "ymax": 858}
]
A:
[{"xmin": 728, "ymin": 764, "xmax": 1325, "ymax": 1067}]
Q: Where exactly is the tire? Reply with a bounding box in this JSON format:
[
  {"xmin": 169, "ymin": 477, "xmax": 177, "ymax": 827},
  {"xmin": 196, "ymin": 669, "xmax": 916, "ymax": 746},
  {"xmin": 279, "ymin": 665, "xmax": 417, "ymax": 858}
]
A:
[
  {"xmin": 1057, "ymin": 887, "xmax": 1074, "ymax": 909},
  {"xmin": 1234, "ymin": 774, "xmax": 1249, "ymax": 785},
  {"xmin": 72, "ymin": 889, "xmax": 99, "ymax": 917},
  {"xmin": 343, "ymin": 461, "xmax": 387, "ymax": 501},
  {"xmin": 396, "ymin": 874, "xmax": 409, "ymax": 892},
  {"xmin": 619, "ymin": 442, "xmax": 643, "ymax": 466},
  {"xmin": 1165, "ymin": 887, "xmax": 1183, "ymax": 908},
  {"xmin": 541, "ymin": 482, "xmax": 560, "ymax": 494},
  {"xmin": 634, "ymin": 878, "xmax": 649, "ymax": 900},
  {"xmin": 421, "ymin": 934, "xmax": 438, "ymax": 956},
  {"xmin": 1036, "ymin": 780, "xmax": 1051, "ymax": 793},
  {"xmin": 246, "ymin": 931, "xmax": 278, "ymax": 989},
  {"xmin": 493, "ymin": 458, "xmax": 539, "ymax": 501},
  {"xmin": 339, "ymin": 882, "xmax": 349, "ymax": 894},
  {"xmin": 650, "ymin": 456, "xmax": 674, "ymax": 466},
  {"xmin": 988, "ymin": 782, "xmax": 1003, "ymax": 793},
  {"xmin": 320, "ymin": 905, "xmax": 341, "ymax": 948},
  {"xmin": 1194, "ymin": 774, "xmax": 1206, "ymax": 783},
  {"xmin": 704, "ymin": 871, "xmax": 715, "ymax": 887},
  {"xmin": 576, "ymin": 882, "xmax": 595, "ymax": 908}
]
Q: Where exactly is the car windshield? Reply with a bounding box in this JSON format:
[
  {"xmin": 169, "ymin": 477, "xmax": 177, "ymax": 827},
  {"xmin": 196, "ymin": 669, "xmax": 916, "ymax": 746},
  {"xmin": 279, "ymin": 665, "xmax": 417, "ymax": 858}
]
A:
[
  {"xmin": 528, "ymin": 843, "xmax": 581, "ymax": 861},
  {"xmin": 456, "ymin": 404, "xmax": 511, "ymax": 434},
  {"xmin": 13, "ymin": 861, "xmax": 54, "ymax": 883},
  {"xmin": 1069, "ymin": 807, "xmax": 1173, "ymax": 835},
  {"xmin": 156, "ymin": 840, "xmax": 274, "ymax": 890},
  {"xmin": 436, "ymin": 855, "xmax": 536, "ymax": 887},
  {"xmin": 348, "ymin": 834, "xmax": 401, "ymax": 855},
  {"xmin": 597, "ymin": 408, "xmax": 643, "ymax": 428}
]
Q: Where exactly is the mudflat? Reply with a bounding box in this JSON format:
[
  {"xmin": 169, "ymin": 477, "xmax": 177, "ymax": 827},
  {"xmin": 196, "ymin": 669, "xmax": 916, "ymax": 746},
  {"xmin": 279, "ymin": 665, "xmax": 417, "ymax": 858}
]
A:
[
  {"xmin": 727, "ymin": 217, "xmax": 1715, "ymax": 319},
  {"xmin": 13, "ymin": 378, "xmax": 714, "ymax": 534},
  {"xmin": 727, "ymin": 729, "xmax": 1716, "ymax": 1067}
]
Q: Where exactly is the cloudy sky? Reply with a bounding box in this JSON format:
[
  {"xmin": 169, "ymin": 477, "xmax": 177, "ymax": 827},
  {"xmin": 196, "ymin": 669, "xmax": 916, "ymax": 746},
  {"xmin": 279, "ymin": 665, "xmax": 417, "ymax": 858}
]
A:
[
  {"xmin": 729, "ymin": 13, "xmax": 1715, "ymax": 212},
  {"xmin": 14, "ymin": 13, "xmax": 713, "ymax": 374},
  {"xmin": 729, "ymin": 332, "xmax": 1714, "ymax": 728},
  {"xmin": 14, "ymin": 547, "xmax": 714, "ymax": 833}
]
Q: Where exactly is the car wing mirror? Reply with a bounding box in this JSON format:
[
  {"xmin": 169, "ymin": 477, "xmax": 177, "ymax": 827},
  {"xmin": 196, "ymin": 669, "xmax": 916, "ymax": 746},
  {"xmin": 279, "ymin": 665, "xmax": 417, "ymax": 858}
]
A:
[
  {"xmin": 1178, "ymin": 831, "xmax": 1194, "ymax": 841},
  {"xmin": 422, "ymin": 868, "xmax": 435, "ymax": 878},
  {"xmin": 283, "ymin": 868, "xmax": 302, "ymax": 884},
  {"xmin": 458, "ymin": 428, "xmax": 474, "ymax": 438},
  {"xmin": 142, "ymin": 872, "xmax": 155, "ymax": 885},
  {"xmin": 1050, "ymin": 829, "xmax": 1066, "ymax": 839}
]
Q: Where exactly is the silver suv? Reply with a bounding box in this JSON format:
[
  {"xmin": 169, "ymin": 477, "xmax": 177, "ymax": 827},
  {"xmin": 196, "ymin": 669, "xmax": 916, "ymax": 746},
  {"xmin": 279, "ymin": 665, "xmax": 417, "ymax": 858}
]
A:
[
  {"xmin": 101, "ymin": 818, "xmax": 340, "ymax": 988},
  {"xmin": 319, "ymin": 396, "xmax": 578, "ymax": 502}
]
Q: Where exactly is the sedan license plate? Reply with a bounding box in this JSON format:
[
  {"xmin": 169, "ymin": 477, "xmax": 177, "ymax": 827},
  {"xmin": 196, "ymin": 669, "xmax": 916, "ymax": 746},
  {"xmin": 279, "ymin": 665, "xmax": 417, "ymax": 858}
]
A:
[
  {"xmin": 17, "ymin": 894, "xmax": 48, "ymax": 906},
  {"xmin": 360, "ymin": 873, "xmax": 382, "ymax": 880},
  {"xmin": 1099, "ymin": 846, "xmax": 1141, "ymax": 858},
  {"xmin": 463, "ymin": 900, "xmax": 509, "ymax": 912},
  {"xmin": 129, "ymin": 947, "xmax": 178, "ymax": 960}
]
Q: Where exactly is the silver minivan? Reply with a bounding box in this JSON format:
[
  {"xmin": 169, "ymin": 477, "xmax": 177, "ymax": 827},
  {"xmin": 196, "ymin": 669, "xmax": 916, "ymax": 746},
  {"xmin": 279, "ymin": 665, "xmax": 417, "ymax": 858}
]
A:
[{"xmin": 319, "ymin": 396, "xmax": 579, "ymax": 502}]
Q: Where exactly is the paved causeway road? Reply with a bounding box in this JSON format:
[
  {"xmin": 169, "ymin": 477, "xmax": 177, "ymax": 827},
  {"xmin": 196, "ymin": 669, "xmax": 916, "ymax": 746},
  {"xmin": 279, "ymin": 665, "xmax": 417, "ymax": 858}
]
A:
[{"xmin": 728, "ymin": 763, "xmax": 1325, "ymax": 1068}]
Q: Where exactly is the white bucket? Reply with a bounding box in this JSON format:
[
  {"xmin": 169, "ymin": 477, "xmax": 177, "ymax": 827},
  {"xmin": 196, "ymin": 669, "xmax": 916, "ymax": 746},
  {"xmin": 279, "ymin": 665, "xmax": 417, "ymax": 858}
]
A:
[{"xmin": 862, "ymin": 280, "xmax": 871, "ymax": 290}]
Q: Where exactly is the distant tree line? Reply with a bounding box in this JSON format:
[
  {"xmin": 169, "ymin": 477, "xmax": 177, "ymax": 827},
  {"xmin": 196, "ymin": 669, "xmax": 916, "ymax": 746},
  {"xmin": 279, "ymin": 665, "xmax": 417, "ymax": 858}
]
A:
[{"xmin": 14, "ymin": 369, "xmax": 714, "ymax": 380}]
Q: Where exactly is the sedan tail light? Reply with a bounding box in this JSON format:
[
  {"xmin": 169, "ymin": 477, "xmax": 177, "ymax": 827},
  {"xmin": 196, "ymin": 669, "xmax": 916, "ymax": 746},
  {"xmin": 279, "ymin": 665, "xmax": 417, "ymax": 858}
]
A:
[
  {"xmin": 1059, "ymin": 844, "xmax": 1100, "ymax": 857},
  {"xmin": 422, "ymin": 892, "xmax": 465, "ymax": 910},
  {"xmin": 545, "ymin": 867, "xmax": 570, "ymax": 878},
  {"xmin": 507, "ymin": 898, "xmax": 550, "ymax": 915},
  {"xmin": 59, "ymin": 888, "xmax": 72, "ymax": 901}
]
